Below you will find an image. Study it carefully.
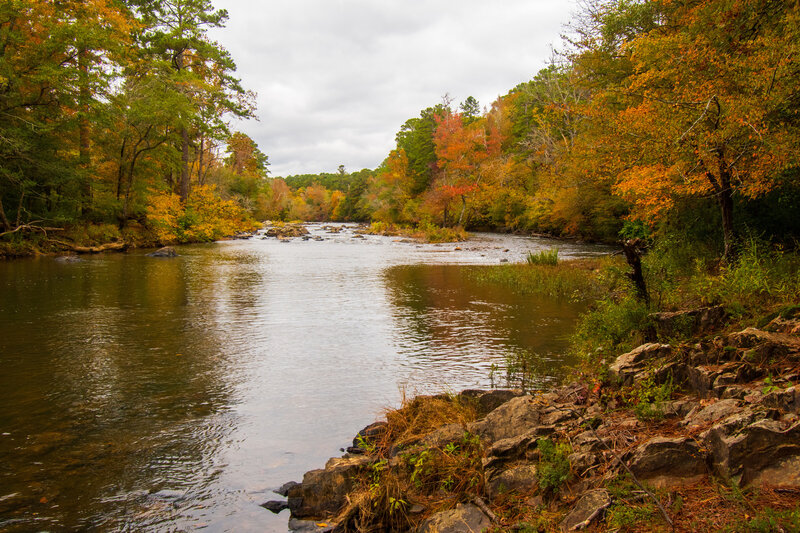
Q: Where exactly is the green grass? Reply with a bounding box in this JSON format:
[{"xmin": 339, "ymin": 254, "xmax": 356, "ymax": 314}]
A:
[
  {"xmin": 526, "ymin": 248, "xmax": 559, "ymax": 265},
  {"xmin": 466, "ymin": 258, "xmax": 615, "ymax": 301}
]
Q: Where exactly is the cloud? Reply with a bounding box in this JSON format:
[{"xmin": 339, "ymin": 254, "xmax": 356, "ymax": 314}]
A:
[{"xmin": 212, "ymin": 0, "xmax": 577, "ymax": 175}]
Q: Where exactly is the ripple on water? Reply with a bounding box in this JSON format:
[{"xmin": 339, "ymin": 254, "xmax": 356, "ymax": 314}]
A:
[{"xmin": 0, "ymin": 229, "xmax": 606, "ymax": 531}]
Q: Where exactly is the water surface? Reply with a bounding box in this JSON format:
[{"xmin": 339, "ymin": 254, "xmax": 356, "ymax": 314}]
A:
[{"xmin": 0, "ymin": 225, "xmax": 611, "ymax": 532}]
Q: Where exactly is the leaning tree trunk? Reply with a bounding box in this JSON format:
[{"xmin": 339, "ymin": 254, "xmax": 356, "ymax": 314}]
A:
[{"xmin": 457, "ymin": 195, "xmax": 468, "ymax": 227}]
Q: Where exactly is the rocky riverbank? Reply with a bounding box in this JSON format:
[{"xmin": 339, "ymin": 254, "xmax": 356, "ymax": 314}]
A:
[{"xmin": 265, "ymin": 307, "xmax": 800, "ymax": 532}]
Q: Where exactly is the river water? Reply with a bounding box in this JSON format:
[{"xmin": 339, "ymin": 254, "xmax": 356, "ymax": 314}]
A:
[{"xmin": 0, "ymin": 224, "xmax": 611, "ymax": 532}]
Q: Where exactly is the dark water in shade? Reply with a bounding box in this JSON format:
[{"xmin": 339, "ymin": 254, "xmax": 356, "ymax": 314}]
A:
[{"xmin": 0, "ymin": 225, "xmax": 612, "ymax": 532}]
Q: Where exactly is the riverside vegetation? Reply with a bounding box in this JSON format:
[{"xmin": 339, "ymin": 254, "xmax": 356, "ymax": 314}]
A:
[
  {"xmin": 4, "ymin": 0, "xmax": 800, "ymax": 258},
  {"xmin": 265, "ymin": 236, "xmax": 800, "ymax": 532}
]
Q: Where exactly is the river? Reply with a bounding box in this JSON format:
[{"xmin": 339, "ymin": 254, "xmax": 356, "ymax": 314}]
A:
[{"xmin": 0, "ymin": 224, "xmax": 611, "ymax": 532}]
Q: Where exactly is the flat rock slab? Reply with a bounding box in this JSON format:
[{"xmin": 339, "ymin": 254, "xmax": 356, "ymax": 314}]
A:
[
  {"xmin": 418, "ymin": 503, "xmax": 491, "ymax": 533},
  {"xmin": 560, "ymin": 489, "xmax": 611, "ymax": 531},
  {"xmin": 682, "ymin": 399, "xmax": 741, "ymax": 428},
  {"xmin": 608, "ymin": 343, "xmax": 671, "ymax": 385}
]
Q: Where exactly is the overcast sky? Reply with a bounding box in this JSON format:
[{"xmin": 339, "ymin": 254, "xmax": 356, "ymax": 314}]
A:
[{"xmin": 211, "ymin": 1, "xmax": 578, "ymax": 176}]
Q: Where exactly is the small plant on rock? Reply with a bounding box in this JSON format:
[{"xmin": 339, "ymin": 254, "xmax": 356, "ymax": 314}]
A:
[
  {"xmin": 633, "ymin": 374, "xmax": 674, "ymax": 422},
  {"xmin": 537, "ymin": 438, "xmax": 572, "ymax": 494}
]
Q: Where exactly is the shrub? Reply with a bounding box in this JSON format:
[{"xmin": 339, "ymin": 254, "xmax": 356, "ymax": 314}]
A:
[
  {"xmin": 537, "ymin": 438, "xmax": 572, "ymax": 494},
  {"xmin": 526, "ymin": 248, "xmax": 559, "ymax": 266},
  {"xmin": 146, "ymin": 185, "xmax": 258, "ymax": 243}
]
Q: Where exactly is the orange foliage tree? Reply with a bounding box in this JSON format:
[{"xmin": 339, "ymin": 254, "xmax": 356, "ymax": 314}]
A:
[{"xmin": 592, "ymin": 0, "xmax": 800, "ymax": 259}]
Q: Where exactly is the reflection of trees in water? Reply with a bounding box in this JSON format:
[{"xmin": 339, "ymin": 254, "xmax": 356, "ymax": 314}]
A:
[
  {"xmin": 0, "ymin": 248, "xmax": 266, "ymax": 531},
  {"xmin": 383, "ymin": 264, "xmax": 584, "ymax": 382}
]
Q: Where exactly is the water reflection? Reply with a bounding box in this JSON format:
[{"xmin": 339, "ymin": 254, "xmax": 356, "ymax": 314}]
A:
[
  {"xmin": 0, "ymin": 253, "xmax": 248, "ymax": 531},
  {"xmin": 0, "ymin": 231, "xmax": 605, "ymax": 532},
  {"xmin": 384, "ymin": 265, "xmax": 582, "ymax": 392}
]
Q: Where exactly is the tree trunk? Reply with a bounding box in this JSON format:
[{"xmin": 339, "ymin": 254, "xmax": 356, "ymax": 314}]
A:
[
  {"xmin": 197, "ymin": 135, "xmax": 205, "ymax": 186},
  {"xmin": 116, "ymin": 137, "xmax": 128, "ymax": 200},
  {"xmin": 457, "ymin": 195, "xmax": 467, "ymax": 227},
  {"xmin": 78, "ymin": 48, "xmax": 92, "ymax": 212},
  {"xmin": 0, "ymin": 198, "xmax": 10, "ymax": 232},
  {"xmin": 718, "ymin": 165, "xmax": 736, "ymax": 263},
  {"xmin": 180, "ymin": 127, "xmax": 190, "ymax": 201},
  {"xmin": 623, "ymin": 239, "xmax": 649, "ymax": 306}
]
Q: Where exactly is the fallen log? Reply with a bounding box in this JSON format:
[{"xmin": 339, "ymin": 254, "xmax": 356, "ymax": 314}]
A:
[{"xmin": 51, "ymin": 240, "xmax": 128, "ymax": 254}]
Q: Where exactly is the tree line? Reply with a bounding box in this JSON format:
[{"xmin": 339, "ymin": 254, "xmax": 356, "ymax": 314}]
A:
[
  {"xmin": 3, "ymin": 0, "xmax": 799, "ymax": 256},
  {"xmin": 260, "ymin": 0, "xmax": 799, "ymax": 258},
  {"xmin": 0, "ymin": 0, "xmax": 263, "ymax": 244}
]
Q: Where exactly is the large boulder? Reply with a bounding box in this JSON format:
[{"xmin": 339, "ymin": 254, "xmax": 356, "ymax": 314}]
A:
[
  {"xmin": 469, "ymin": 396, "xmax": 544, "ymax": 443},
  {"xmin": 417, "ymin": 503, "xmax": 491, "ymax": 533},
  {"xmin": 626, "ymin": 436, "xmax": 707, "ymax": 487},
  {"xmin": 608, "ymin": 344, "xmax": 671, "ymax": 385},
  {"xmin": 706, "ymin": 419, "xmax": 800, "ymax": 487},
  {"xmin": 289, "ymin": 455, "xmax": 372, "ymax": 519}
]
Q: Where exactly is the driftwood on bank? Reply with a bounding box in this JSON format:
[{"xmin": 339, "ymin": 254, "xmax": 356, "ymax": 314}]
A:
[
  {"xmin": 50, "ymin": 240, "xmax": 128, "ymax": 254},
  {"xmin": 0, "ymin": 223, "xmax": 64, "ymax": 239}
]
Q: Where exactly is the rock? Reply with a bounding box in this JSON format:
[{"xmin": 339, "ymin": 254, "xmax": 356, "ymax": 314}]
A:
[
  {"xmin": 276, "ymin": 481, "xmax": 301, "ymax": 497},
  {"xmin": 608, "ymin": 343, "xmax": 671, "ymax": 385},
  {"xmin": 682, "ymin": 399, "xmax": 741, "ymax": 429},
  {"xmin": 572, "ymin": 431, "xmax": 609, "ymax": 453},
  {"xmin": 417, "ymin": 503, "xmax": 491, "ymax": 533},
  {"xmin": 560, "ymin": 489, "xmax": 611, "ymax": 531},
  {"xmin": 291, "ymin": 455, "xmax": 373, "ymax": 519},
  {"xmin": 687, "ymin": 366, "xmax": 718, "ymax": 397},
  {"xmin": 288, "ymin": 518, "xmax": 337, "ymax": 532},
  {"xmin": 727, "ymin": 328, "xmax": 800, "ymax": 362},
  {"xmin": 764, "ymin": 310, "xmax": 800, "ymax": 335},
  {"xmin": 762, "ymin": 386, "xmax": 800, "ymax": 413},
  {"xmin": 567, "ymin": 452, "xmax": 599, "ymax": 477},
  {"xmin": 469, "ymin": 396, "xmax": 543, "ymax": 443},
  {"xmin": 147, "ymin": 246, "xmax": 177, "ymax": 257},
  {"xmin": 420, "ymin": 423, "xmax": 467, "ymax": 448},
  {"xmin": 352, "ymin": 421, "xmax": 388, "ymax": 449},
  {"xmin": 486, "ymin": 463, "xmax": 538, "ymax": 498},
  {"xmin": 345, "ymin": 446, "xmax": 365, "ymax": 455},
  {"xmin": 265, "ymin": 224, "xmax": 310, "ymax": 239},
  {"xmin": 649, "ymin": 306, "xmax": 726, "ymax": 338},
  {"xmin": 261, "ymin": 500, "xmax": 289, "ymax": 513},
  {"xmin": 487, "ymin": 434, "xmax": 536, "ymax": 459},
  {"xmin": 460, "ymin": 389, "xmax": 523, "ymax": 416},
  {"xmin": 626, "ymin": 436, "xmax": 707, "ymax": 487},
  {"xmin": 541, "ymin": 406, "xmax": 579, "ymax": 426},
  {"xmin": 706, "ymin": 419, "xmax": 800, "ymax": 487}
]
